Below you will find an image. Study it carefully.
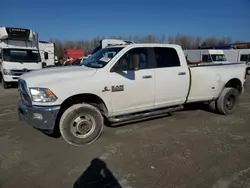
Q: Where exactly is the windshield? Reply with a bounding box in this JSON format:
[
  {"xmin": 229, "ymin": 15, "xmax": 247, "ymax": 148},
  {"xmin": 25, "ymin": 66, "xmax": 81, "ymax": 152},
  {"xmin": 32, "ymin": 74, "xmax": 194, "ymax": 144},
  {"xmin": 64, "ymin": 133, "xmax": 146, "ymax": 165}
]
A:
[
  {"xmin": 2, "ymin": 48, "xmax": 41, "ymax": 63},
  {"xmin": 211, "ymin": 54, "xmax": 227, "ymax": 62},
  {"xmin": 80, "ymin": 47, "xmax": 123, "ymax": 68}
]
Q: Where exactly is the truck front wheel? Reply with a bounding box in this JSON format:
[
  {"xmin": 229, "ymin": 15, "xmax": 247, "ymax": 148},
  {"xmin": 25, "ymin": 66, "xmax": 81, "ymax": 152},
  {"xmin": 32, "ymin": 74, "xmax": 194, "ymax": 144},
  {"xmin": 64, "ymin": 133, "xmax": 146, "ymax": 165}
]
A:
[
  {"xmin": 1, "ymin": 77, "xmax": 8, "ymax": 89},
  {"xmin": 59, "ymin": 103, "xmax": 104, "ymax": 146},
  {"xmin": 216, "ymin": 88, "xmax": 239, "ymax": 115},
  {"xmin": 247, "ymin": 68, "xmax": 250, "ymax": 75}
]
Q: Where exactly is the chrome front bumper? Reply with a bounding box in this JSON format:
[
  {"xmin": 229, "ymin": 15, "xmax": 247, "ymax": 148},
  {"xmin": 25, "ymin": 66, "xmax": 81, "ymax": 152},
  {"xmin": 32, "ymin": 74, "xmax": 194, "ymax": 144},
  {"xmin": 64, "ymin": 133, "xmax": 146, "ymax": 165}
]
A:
[{"xmin": 17, "ymin": 100, "xmax": 60, "ymax": 134}]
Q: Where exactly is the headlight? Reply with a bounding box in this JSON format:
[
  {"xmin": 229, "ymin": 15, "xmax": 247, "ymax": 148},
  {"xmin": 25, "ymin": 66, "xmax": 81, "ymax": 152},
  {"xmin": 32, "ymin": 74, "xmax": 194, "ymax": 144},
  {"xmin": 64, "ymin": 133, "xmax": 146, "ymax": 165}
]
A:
[
  {"xmin": 3, "ymin": 69, "xmax": 11, "ymax": 75},
  {"xmin": 29, "ymin": 88, "xmax": 57, "ymax": 102}
]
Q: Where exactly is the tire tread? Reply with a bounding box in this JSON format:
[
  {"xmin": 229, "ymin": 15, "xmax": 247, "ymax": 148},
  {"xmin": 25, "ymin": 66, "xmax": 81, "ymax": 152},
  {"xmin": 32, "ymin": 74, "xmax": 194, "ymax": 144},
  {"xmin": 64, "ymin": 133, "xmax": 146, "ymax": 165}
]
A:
[
  {"xmin": 59, "ymin": 103, "xmax": 104, "ymax": 146},
  {"xmin": 216, "ymin": 88, "xmax": 239, "ymax": 115}
]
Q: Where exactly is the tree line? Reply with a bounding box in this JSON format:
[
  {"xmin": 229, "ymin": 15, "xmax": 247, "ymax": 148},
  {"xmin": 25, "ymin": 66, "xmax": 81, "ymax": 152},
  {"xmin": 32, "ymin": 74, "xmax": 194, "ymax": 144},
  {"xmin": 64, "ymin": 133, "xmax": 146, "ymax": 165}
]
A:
[{"xmin": 49, "ymin": 34, "xmax": 242, "ymax": 58}]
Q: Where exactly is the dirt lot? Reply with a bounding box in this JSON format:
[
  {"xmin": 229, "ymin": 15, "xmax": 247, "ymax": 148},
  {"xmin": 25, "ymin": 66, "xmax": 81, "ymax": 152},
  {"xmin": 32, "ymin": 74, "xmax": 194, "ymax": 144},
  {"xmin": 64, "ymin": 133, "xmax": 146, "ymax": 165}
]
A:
[{"xmin": 0, "ymin": 79, "xmax": 250, "ymax": 188}]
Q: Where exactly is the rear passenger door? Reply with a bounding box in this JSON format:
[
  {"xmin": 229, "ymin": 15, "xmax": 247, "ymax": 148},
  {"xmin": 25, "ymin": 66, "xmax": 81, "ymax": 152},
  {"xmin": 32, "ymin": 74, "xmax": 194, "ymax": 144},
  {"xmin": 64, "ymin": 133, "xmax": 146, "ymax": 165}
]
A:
[{"xmin": 153, "ymin": 47, "xmax": 190, "ymax": 107}]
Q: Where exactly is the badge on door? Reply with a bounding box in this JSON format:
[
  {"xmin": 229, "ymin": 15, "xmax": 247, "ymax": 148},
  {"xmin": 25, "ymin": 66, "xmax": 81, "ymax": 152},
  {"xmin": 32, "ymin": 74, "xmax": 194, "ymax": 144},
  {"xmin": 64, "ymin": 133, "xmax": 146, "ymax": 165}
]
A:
[
  {"xmin": 102, "ymin": 86, "xmax": 110, "ymax": 92},
  {"xmin": 111, "ymin": 85, "xmax": 124, "ymax": 92}
]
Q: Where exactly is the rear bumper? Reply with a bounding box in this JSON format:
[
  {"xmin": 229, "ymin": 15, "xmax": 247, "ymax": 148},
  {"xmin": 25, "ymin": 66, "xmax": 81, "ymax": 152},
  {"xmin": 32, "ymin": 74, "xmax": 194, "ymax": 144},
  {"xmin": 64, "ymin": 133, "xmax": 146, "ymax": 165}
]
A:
[{"xmin": 17, "ymin": 100, "xmax": 60, "ymax": 134}]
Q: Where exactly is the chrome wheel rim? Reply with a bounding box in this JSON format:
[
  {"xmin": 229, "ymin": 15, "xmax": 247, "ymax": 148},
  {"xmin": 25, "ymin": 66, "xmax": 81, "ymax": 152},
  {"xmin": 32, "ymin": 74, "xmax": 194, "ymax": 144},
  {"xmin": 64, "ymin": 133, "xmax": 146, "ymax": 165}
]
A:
[{"xmin": 70, "ymin": 114, "xmax": 96, "ymax": 138}]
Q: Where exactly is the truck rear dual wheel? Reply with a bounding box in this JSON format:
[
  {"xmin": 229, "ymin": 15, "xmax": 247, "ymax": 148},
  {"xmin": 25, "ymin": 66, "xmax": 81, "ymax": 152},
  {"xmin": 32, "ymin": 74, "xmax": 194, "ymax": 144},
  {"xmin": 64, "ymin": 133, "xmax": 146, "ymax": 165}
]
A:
[
  {"xmin": 59, "ymin": 103, "xmax": 104, "ymax": 146},
  {"xmin": 216, "ymin": 88, "xmax": 239, "ymax": 115}
]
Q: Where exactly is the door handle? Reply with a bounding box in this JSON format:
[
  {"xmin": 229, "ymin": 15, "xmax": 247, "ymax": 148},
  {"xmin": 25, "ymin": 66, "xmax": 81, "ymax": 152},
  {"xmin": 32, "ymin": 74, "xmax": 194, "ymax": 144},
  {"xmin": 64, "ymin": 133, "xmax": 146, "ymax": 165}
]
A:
[
  {"xmin": 178, "ymin": 72, "xmax": 186, "ymax": 75},
  {"xmin": 142, "ymin": 75, "xmax": 152, "ymax": 79}
]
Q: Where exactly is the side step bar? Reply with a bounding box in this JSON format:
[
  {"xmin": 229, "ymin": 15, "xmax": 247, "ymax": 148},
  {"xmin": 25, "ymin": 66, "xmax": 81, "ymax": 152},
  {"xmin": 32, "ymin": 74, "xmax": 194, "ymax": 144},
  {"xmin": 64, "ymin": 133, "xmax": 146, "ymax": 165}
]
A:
[{"xmin": 108, "ymin": 105, "xmax": 184, "ymax": 124}]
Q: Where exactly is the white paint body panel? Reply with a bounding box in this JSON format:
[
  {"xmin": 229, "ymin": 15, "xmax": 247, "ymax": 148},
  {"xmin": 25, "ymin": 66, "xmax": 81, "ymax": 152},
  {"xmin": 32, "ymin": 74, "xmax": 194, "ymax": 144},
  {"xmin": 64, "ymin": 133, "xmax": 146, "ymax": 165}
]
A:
[
  {"xmin": 38, "ymin": 41, "xmax": 55, "ymax": 66},
  {"xmin": 223, "ymin": 49, "xmax": 250, "ymax": 67},
  {"xmin": 154, "ymin": 45, "xmax": 190, "ymax": 107},
  {"xmin": 19, "ymin": 44, "xmax": 247, "ymax": 117},
  {"xmin": 187, "ymin": 64, "xmax": 246, "ymax": 102},
  {"xmin": 2, "ymin": 61, "xmax": 42, "ymax": 82},
  {"xmin": 110, "ymin": 69, "xmax": 155, "ymax": 115}
]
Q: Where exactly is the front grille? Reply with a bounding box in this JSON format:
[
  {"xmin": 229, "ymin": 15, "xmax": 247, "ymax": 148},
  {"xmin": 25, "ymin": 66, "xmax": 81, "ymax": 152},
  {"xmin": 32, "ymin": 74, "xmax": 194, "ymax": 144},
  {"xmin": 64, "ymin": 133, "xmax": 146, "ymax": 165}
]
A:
[
  {"xmin": 11, "ymin": 69, "xmax": 32, "ymax": 76},
  {"xmin": 18, "ymin": 79, "xmax": 32, "ymax": 106}
]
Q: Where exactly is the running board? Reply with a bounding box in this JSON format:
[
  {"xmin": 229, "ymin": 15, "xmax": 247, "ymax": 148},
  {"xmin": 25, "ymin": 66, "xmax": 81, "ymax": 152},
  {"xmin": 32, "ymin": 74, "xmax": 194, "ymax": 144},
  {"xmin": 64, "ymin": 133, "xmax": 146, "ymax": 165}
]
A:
[{"xmin": 108, "ymin": 105, "xmax": 184, "ymax": 124}]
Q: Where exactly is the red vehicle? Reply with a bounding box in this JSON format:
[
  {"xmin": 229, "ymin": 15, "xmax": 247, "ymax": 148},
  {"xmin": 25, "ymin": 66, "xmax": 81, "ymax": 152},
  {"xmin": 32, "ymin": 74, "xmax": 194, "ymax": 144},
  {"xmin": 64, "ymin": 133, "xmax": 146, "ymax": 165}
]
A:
[{"xmin": 63, "ymin": 49, "xmax": 84, "ymax": 64}]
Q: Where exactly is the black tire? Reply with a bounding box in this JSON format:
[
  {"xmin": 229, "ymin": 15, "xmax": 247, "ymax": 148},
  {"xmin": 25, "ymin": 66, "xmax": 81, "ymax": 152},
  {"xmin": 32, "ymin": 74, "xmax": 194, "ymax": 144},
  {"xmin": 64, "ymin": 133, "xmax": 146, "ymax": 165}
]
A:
[
  {"xmin": 216, "ymin": 88, "xmax": 239, "ymax": 115},
  {"xmin": 208, "ymin": 101, "xmax": 218, "ymax": 112},
  {"xmin": 247, "ymin": 68, "xmax": 250, "ymax": 75},
  {"xmin": 1, "ymin": 77, "xmax": 8, "ymax": 89},
  {"xmin": 59, "ymin": 103, "xmax": 104, "ymax": 146}
]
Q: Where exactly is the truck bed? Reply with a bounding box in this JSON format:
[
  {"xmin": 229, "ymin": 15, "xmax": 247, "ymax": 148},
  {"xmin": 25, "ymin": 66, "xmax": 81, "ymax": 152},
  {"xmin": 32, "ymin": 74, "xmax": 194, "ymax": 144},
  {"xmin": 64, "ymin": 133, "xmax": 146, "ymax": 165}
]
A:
[{"xmin": 186, "ymin": 63, "xmax": 246, "ymax": 103}]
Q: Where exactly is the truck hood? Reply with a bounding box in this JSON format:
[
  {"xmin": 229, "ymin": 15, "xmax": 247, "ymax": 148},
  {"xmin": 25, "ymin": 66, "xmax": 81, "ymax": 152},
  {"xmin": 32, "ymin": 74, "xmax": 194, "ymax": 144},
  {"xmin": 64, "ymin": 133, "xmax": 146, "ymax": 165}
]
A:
[
  {"xmin": 3, "ymin": 61, "xmax": 42, "ymax": 70},
  {"xmin": 20, "ymin": 65, "xmax": 97, "ymax": 87}
]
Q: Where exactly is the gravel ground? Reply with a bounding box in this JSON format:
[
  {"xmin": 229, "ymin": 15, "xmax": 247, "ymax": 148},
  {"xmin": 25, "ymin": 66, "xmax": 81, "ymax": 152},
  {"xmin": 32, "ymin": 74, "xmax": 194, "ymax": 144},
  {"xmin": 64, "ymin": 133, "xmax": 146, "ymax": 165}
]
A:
[{"xmin": 0, "ymin": 78, "xmax": 250, "ymax": 188}]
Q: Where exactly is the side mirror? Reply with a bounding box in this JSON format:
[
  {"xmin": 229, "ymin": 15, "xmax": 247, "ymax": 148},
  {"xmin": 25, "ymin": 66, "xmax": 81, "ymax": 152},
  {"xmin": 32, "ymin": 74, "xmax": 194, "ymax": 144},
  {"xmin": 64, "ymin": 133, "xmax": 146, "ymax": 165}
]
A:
[{"xmin": 44, "ymin": 52, "xmax": 49, "ymax": 60}]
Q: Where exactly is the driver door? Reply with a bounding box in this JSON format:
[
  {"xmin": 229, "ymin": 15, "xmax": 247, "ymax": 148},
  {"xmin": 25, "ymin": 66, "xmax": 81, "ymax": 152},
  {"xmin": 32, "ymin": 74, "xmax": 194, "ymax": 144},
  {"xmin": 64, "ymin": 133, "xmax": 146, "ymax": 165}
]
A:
[{"xmin": 109, "ymin": 47, "xmax": 155, "ymax": 116}]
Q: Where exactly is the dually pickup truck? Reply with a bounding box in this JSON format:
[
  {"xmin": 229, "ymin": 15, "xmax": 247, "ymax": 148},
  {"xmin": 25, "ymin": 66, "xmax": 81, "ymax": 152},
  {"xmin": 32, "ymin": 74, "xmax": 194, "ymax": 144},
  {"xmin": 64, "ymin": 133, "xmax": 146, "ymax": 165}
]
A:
[{"xmin": 17, "ymin": 43, "xmax": 247, "ymax": 146}]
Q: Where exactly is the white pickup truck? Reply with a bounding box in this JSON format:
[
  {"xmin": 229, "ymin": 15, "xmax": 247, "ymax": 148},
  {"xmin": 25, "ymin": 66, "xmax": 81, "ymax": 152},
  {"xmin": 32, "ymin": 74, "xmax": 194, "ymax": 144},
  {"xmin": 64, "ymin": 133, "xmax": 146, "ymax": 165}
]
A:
[{"xmin": 17, "ymin": 43, "xmax": 247, "ymax": 146}]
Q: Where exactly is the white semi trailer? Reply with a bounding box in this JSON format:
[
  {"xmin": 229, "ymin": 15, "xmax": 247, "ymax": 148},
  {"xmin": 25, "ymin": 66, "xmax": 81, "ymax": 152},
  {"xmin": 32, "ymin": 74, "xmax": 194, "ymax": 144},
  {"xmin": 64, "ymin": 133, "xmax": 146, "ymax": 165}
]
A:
[
  {"xmin": 184, "ymin": 49, "xmax": 228, "ymax": 63},
  {"xmin": 38, "ymin": 41, "xmax": 56, "ymax": 67},
  {"xmin": 91, "ymin": 39, "xmax": 134, "ymax": 54},
  {"xmin": 222, "ymin": 49, "xmax": 250, "ymax": 74},
  {"xmin": 0, "ymin": 27, "xmax": 42, "ymax": 89}
]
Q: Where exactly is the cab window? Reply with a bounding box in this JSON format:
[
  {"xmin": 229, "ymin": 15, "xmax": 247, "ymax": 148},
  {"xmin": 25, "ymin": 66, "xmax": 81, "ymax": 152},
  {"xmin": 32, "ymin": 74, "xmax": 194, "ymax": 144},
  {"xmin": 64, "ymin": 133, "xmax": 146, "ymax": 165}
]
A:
[
  {"xmin": 111, "ymin": 47, "xmax": 152, "ymax": 71},
  {"xmin": 153, "ymin": 47, "xmax": 180, "ymax": 68},
  {"xmin": 202, "ymin": 55, "xmax": 212, "ymax": 62},
  {"xmin": 211, "ymin": 54, "xmax": 227, "ymax": 61}
]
